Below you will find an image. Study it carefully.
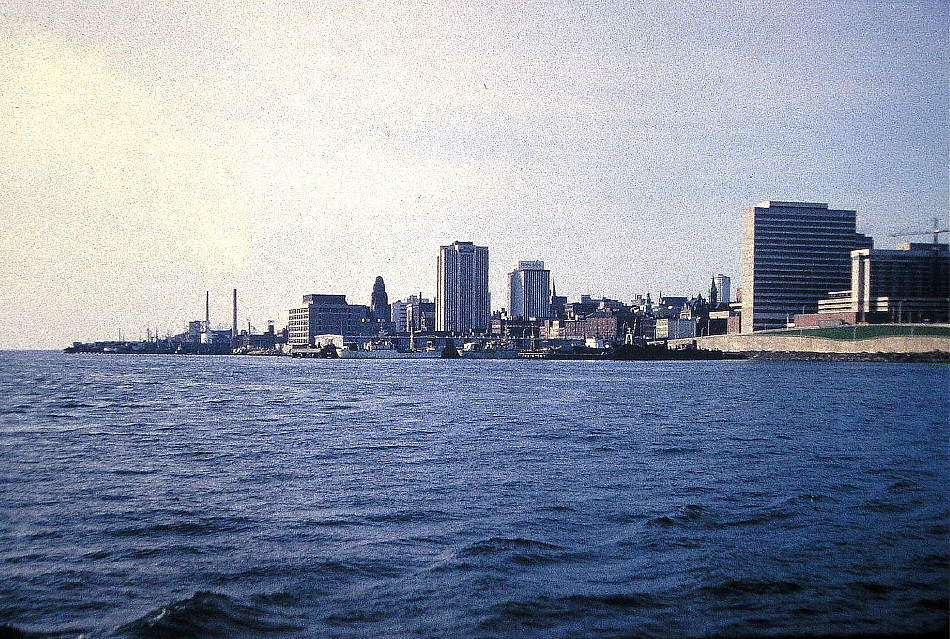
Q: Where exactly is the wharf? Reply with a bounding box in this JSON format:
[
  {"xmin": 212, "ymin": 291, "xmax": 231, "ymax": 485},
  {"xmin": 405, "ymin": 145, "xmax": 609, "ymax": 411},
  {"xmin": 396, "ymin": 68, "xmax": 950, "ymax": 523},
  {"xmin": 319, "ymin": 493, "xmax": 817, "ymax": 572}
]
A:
[{"xmin": 669, "ymin": 324, "xmax": 950, "ymax": 359}]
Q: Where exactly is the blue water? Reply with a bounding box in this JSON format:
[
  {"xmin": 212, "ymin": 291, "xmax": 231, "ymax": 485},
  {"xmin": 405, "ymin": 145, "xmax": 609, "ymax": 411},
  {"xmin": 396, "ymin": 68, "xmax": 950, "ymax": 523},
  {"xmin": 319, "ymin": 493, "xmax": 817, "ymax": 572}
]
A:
[{"xmin": 0, "ymin": 352, "xmax": 947, "ymax": 638}]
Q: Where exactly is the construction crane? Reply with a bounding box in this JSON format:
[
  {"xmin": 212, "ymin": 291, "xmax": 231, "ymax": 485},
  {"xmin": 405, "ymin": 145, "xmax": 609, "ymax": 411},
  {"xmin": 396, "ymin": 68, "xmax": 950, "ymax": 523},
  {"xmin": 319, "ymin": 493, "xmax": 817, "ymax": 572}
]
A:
[{"xmin": 889, "ymin": 217, "xmax": 949, "ymax": 244}]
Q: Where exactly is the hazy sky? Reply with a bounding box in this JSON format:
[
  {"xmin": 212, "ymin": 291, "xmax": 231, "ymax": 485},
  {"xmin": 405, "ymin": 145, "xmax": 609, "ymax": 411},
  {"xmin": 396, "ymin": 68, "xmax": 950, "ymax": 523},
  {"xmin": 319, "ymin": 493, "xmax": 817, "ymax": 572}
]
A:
[{"xmin": 1, "ymin": 1, "xmax": 947, "ymax": 348}]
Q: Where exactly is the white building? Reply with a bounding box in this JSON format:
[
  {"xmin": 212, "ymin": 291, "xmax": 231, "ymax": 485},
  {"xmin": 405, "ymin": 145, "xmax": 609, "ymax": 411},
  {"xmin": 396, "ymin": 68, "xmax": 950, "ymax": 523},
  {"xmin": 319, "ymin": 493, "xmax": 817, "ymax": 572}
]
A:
[
  {"xmin": 436, "ymin": 241, "xmax": 490, "ymax": 333},
  {"xmin": 508, "ymin": 261, "xmax": 551, "ymax": 320},
  {"xmin": 714, "ymin": 274, "xmax": 731, "ymax": 306}
]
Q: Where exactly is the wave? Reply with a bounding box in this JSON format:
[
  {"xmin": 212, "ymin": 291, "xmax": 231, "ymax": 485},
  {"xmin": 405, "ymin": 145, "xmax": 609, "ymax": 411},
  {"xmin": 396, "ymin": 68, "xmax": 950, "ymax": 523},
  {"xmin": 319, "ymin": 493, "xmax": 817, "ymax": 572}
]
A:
[
  {"xmin": 315, "ymin": 404, "xmax": 353, "ymax": 411},
  {"xmin": 106, "ymin": 517, "xmax": 254, "ymax": 539},
  {"xmin": 458, "ymin": 536, "xmax": 585, "ymax": 568},
  {"xmin": 425, "ymin": 536, "xmax": 580, "ymax": 574},
  {"xmin": 659, "ymin": 446, "xmax": 704, "ymax": 455},
  {"xmin": 362, "ymin": 509, "xmax": 454, "ymax": 524},
  {"xmin": 862, "ymin": 498, "xmax": 919, "ymax": 514},
  {"xmin": 0, "ymin": 405, "xmax": 30, "ymax": 415},
  {"xmin": 212, "ymin": 558, "xmax": 386, "ymax": 583},
  {"xmin": 708, "ymin": 495, "xmax": 835, "ymax": 529},
  {"xmin": 49, "ymin": 401, "xmax": 95, "ymax": 410},
  {"xmin": 0, "ymin": 624, "xmax": 88, "ymax": 639},
  {"xmin": 646, "ymin": 504, "xmax": 708, "ymax": 528},
  {"xmin": 108, "ymin": 591, "xmax": 303, "ymax": 639},
  {"xmin": 461, "ymin": 537, "xmax": 565, "ymax": 555},
  {"xmin": 479, "ymin": 591, "xmax": 663, "ymax": 632},
  {"xmin": 702, "ymin": 578, "xmax": 804, "ymax": 597}
]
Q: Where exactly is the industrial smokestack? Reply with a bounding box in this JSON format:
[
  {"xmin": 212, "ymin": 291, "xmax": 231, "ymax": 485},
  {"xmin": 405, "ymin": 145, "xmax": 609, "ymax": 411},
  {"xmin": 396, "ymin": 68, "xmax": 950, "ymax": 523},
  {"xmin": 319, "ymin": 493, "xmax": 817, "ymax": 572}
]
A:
[
  {"xmin": 205, "ymin": 291, "xmax": 210, "ymax": 331},
  {"xmin": 232, "ymin": 289, "xmax": 238, "ymax": 339}
]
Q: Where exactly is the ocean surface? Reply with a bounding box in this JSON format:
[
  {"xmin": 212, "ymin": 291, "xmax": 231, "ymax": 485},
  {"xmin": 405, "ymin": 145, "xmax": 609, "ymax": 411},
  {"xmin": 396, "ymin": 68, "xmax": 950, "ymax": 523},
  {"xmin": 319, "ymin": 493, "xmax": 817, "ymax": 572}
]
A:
[{"xmin": 0, "ymin": 352, "xmax": 947, "ymax": 639}]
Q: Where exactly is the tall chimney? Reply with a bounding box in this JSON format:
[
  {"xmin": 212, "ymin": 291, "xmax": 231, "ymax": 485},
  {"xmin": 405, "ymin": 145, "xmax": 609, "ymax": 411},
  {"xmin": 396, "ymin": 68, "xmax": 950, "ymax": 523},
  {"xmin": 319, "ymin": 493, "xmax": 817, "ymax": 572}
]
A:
[
  {"xmin": 205, "ymin": 291, "xmax": 210, "ymax": 331},
  {"xmin": 232, "ymin": 289, "xmax": 238, "ymax": 339}
]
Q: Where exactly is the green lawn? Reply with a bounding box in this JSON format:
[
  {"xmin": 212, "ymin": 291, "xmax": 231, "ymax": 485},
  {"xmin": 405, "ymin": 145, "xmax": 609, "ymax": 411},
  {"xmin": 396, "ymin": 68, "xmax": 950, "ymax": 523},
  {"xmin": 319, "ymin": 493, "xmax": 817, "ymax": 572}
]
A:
[{"xmin": 767, "ymin": 324, "xmax": 950, "ymax": 340}]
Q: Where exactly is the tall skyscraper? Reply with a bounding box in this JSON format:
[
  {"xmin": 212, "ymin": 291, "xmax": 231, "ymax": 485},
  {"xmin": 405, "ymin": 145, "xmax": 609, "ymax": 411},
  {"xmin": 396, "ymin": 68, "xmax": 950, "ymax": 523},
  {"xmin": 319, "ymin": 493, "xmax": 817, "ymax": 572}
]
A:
[
  {"xmin": 714, "ymin": 274, "xmax": 731, "ymax": 306},
  {"xmin": 508, "ymin": 261, "xmax": 551, "ymax": 319},
  {"xmin": 741, "ymin": 201, "xmax": 873, "ymax": 332},
  {"xmin": 436, "ymin": 241, "xmax": 489, "ymax": 333},
  {"xmin": 370, "ymin": 276, "xmax": 390, "ymax": 322}
]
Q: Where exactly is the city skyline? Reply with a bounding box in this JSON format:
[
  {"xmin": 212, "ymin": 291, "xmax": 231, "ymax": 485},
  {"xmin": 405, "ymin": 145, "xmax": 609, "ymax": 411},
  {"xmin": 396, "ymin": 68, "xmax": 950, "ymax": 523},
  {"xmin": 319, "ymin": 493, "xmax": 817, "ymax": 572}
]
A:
[{"xmin": 2, "ymin": 2, "xmax": 947, "ymax": 349}]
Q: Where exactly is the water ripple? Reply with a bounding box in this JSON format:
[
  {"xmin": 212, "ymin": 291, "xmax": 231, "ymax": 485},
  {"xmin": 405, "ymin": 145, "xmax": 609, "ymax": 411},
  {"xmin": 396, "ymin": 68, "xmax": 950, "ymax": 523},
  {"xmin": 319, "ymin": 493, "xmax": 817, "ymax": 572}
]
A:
[{"xmin": 0, "ymin": 353, "xmax": 946, "ymax": 639}]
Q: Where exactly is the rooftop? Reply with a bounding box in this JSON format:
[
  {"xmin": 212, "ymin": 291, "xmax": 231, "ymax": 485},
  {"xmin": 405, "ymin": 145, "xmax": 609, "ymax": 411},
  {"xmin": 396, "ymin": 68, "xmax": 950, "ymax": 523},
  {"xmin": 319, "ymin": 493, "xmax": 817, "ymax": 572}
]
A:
[{"xmin": 755, "ymin": 201, "xmax": 829, "ymax": 209}]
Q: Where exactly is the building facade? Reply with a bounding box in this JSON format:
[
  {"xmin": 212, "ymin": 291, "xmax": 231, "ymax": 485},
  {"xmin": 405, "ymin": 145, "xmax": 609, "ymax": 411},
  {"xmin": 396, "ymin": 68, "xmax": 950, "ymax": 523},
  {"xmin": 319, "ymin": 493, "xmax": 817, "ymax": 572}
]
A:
[
  {"xmin": 714, "ymin": 274, "xmax": 731, "ymax": 306},
  {"xmin": 436, "ymin": 241, "xmax": 490, "ymax": 333},
  {"xmin": 407, "ymin": 299, "xmax": 435, "ymax": 333},
  {"xmin": 655, "ymin": 318, "xmax": 697, "ymax": 340},
  {"xmin": 816, "ymin": 242, "xmax": 950, "ymax": 323},
  {"xmin": 288, "ymin": 294, "xmax": 374, "ymax": 347},
  {"xmin": 391, "ymin": 295, "xmax": 435, "ymax": 333},
  {"xmin": 741, "ymin": 201, "xmax": 873, "ymax": 332},
  {"xmin": 390, "ymin": 299, "xmax": 408, "ymax": 333},
  {"xmin": 507, "ymin": 261, "xmax": 551, "ymax": 320}
]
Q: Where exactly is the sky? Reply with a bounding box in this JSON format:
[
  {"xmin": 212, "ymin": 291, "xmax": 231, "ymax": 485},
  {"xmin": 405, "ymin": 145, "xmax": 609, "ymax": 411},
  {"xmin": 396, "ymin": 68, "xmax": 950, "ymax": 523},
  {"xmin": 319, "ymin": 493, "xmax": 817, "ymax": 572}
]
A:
[{"xmin": 1, "ymin": 1, "xmax": 947, "ymax": 348}]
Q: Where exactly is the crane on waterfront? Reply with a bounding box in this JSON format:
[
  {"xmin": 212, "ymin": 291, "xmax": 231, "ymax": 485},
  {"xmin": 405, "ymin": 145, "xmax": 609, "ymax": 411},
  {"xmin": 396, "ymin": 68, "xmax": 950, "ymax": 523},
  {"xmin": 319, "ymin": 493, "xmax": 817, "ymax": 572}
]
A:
[{"xmin": 888, "ymin": 217, "xmax": 949, "ymax": 244}]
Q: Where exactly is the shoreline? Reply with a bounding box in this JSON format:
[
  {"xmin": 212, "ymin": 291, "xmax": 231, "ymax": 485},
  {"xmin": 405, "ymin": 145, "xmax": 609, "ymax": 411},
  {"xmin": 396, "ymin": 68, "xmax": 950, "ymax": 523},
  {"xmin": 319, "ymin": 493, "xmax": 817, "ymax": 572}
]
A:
[
  {"xmin": 40, "ymin": 349, "xmax": 950, "ymax": 363},
  {"xmin": 741, "ymin": 350, "xmax": 950, "ymax": 363}
]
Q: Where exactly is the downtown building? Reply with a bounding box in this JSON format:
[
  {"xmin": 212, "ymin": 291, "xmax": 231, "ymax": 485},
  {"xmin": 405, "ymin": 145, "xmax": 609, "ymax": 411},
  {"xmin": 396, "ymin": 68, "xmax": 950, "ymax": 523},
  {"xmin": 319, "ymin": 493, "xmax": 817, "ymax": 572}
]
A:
[
  {"xmin": 391, "ymin": 295, "xmax": 436, "ymax": 333},
  {"xmin": 811, "ymin": 242, "xmax": 950, "ymax": 325},
  {"xmin": 713, "ymin": 273, "xmax": 731, "ymax": 306},
  {"xmin": 370, "ymin": 276, "xmax": 390, "ymax": 323},
  {"xmin": 436, "ymin": 241, "xmax": 490, "ymax": 334},
  {"xmin": 288, "ymin": 294, "xmax": 375, "ymax": 348},
  {"xmin": 507, "ymin": 261, "xmax": 551, "ymax": 320},
  {"xmin": 741, "ymin": 201, "xmax": 873, "ymax": 332}
]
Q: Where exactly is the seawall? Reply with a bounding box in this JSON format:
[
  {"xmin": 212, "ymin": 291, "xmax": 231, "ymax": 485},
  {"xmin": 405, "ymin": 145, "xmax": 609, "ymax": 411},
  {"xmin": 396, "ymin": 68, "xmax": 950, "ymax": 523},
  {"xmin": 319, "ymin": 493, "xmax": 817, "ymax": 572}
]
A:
[{"xmin": 670, "ymin": 333, "xmax": 950, "ymax": 354}]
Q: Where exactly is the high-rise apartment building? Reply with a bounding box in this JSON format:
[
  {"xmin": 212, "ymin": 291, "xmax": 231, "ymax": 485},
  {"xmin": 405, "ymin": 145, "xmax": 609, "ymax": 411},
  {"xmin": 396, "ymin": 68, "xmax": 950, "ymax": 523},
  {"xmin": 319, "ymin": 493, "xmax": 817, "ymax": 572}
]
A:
[
  {"xmin": 436, "ymin": 241, "xmax": 489, "ymax": 333},
  {"xmin": 741, "ymin": 201, "xmax": 873, "ymax": 332},
  {"xmin": 508, "ymin": 261, "xmax": 551, "ymax": 320}
]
